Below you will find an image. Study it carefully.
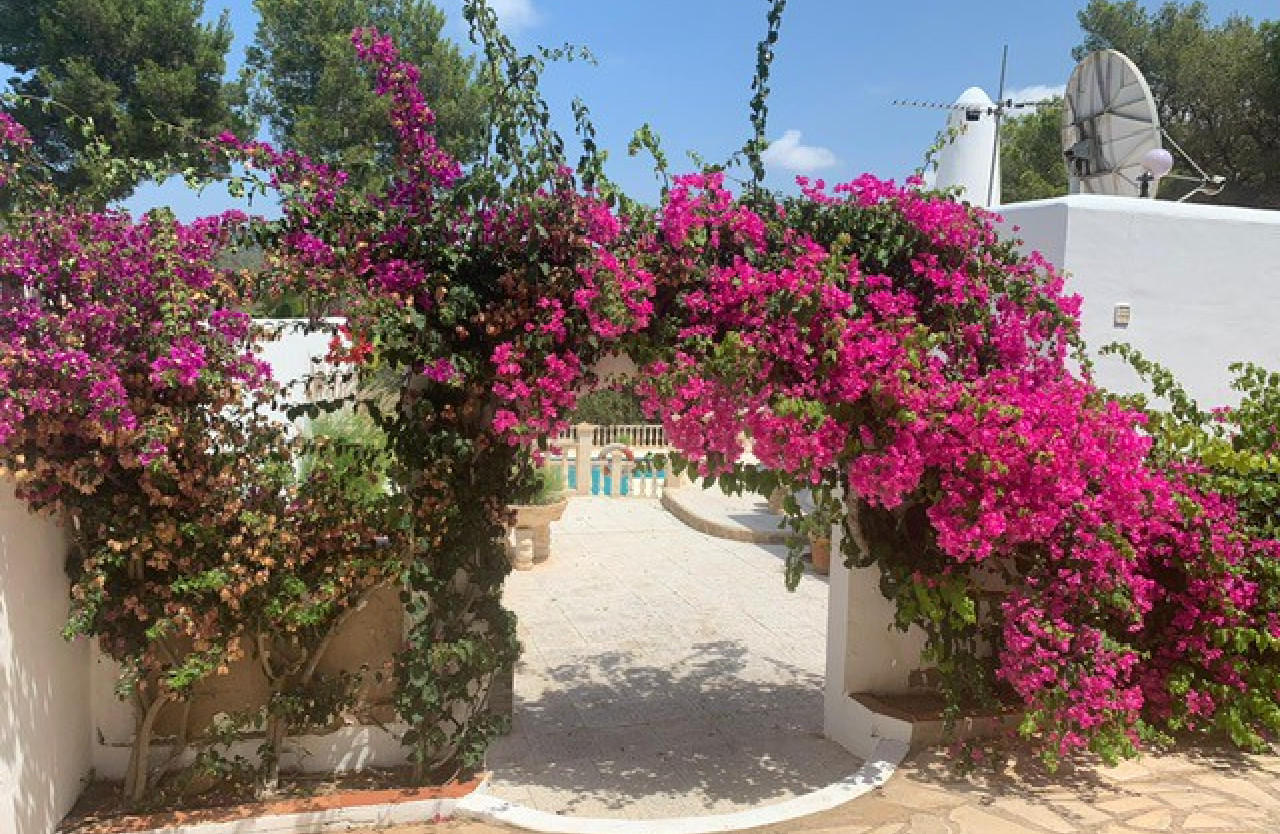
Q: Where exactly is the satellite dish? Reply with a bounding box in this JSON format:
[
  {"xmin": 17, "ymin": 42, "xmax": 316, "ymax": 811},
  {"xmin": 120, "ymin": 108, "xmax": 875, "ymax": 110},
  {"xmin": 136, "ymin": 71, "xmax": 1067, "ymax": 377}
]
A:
[{"xmin": 1062, "ymin": 49, "xmax": 1163, "ymax": 198}]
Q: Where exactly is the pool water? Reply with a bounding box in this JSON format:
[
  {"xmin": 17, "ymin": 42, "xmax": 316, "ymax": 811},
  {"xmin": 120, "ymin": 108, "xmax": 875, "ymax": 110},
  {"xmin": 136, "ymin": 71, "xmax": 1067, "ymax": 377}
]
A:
[{"xmin": 564, "ymin": 464, "xmax": 666, "ymax": 496}]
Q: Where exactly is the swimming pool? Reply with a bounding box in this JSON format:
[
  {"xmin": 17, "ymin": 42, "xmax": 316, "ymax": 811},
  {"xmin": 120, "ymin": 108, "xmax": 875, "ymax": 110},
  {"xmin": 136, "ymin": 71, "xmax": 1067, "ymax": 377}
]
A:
[{"xmin": 563, "ymin": 461, "xmax": 666, "ymax": 496}]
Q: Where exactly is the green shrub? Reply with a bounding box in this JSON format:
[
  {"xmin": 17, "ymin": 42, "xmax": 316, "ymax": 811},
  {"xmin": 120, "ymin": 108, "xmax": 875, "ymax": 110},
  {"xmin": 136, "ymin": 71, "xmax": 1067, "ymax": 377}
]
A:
[
  {"xmin": 569, "ymin": 388, "xmax": 645, "ymax": 425},
  {"xmin": 298, "ymin": 409, "xmax": 392, "ymax": 506}
]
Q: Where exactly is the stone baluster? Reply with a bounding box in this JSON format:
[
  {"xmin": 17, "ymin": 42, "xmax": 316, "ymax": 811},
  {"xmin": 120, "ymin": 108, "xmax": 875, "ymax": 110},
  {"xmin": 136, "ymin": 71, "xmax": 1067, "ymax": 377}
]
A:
[{"xmin": 575, "ymin": 422, "xmax": 595, "ymax": 495}]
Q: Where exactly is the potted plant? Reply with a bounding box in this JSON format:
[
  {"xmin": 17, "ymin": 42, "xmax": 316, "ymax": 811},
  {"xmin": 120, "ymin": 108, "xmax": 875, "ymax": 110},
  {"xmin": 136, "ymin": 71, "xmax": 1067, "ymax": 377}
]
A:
[
  {"xmin": 806, "ymin": 500, "xmax": 838, "ymax": 576},
  {"xmin": 767, "ymin": 485, "xmax": 789, "ymax": 514},
  {"xmin": 507, "ymin": 466, "xmax": 570, "ymax": 569}
]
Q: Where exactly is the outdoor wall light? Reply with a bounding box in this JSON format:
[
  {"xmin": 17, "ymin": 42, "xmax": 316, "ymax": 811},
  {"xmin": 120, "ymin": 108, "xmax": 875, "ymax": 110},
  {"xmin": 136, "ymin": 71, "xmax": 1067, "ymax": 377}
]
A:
[{"xmin": 1113, "ymin": 303, "xmax": 1132, "ymax": 328}]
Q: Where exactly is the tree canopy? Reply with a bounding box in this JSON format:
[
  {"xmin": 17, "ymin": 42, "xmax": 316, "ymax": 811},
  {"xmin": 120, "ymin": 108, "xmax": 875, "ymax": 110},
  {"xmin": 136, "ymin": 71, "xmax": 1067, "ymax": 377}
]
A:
[
  {"xmin": 1074, "ymin": 0, "xmax": 1280, "ymax": 207},
  {"xmin": 240, "ymin": 0, "xmax": 488, "ymax": 186},
  {"xmin": 1000, "ymin": 99, "xmax": 1068, "ymax": 203},
  {"xmin": 0, "ymin": 0, "xmax": 241, "ymax": 203}
]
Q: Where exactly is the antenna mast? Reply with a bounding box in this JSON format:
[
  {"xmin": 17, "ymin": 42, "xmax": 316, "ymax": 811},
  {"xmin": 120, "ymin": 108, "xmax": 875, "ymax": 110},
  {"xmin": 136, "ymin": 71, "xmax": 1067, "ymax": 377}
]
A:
[
  {"xmin": 893, "ymin": 47, "xmax": 1057, "ymax": 207},
  {"xmin": 986, "ymin": 46, "xmax": 1008, "ymax": 207}
]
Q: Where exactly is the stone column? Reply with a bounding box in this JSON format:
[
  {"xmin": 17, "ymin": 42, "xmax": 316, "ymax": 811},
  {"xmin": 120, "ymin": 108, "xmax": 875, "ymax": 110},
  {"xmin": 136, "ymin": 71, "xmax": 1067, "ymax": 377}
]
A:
[
  {"xmin": 531, "ymin": 525, "xmax": 552, "ymax": 564},
  {"xmin": 608, "ymin": 447, "xmax": 625, "ymax": 497},
  {"xmin": 509, "ymin": 528, "xmax": 535, "ymax": 570},
  {"xmin": 575, "ymin": 422, "xmax": 595, "ymax": 495}
]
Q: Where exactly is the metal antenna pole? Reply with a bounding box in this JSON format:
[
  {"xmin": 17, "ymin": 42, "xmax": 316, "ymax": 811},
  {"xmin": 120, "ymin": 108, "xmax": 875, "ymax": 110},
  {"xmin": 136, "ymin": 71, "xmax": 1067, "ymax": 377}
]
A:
[{"xmin": 986, "ymin": 45, "xmax": 1008, "ymax": 207}]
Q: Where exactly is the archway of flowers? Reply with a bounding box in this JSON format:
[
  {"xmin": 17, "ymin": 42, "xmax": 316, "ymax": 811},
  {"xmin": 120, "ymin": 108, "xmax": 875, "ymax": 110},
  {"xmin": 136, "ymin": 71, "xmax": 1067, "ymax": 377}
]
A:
[{"xmin": 1, "ymin": 3, "xmax": 1278, "ymax": 805}]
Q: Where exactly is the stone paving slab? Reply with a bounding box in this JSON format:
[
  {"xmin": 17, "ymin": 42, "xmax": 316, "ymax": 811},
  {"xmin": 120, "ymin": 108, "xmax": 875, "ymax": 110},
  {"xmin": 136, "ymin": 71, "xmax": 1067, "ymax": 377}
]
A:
[
  {"xmin": 338, "ymin": 496, "xmax": 1280, "ymax": 834},
  {"xmin": 484, "ymin": 497, "xmax": 847, "ymax": 820},
  {"xmin": 350, "ymin": 742, "xmax": 1280, "ymax": 834},
  {"xmin": 742, "ymin": 744, "xmax": 1280, "ymax": 834}
]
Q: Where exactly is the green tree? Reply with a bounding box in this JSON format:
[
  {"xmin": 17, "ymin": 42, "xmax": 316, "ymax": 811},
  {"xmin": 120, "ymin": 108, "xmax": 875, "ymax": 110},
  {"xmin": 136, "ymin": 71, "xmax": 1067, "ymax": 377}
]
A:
[
  {"xmin": 241, "ymin": 0, "xmax": 488, "ymax": 186},
  {"xmin": 570, "ymin": 388, "xmax": 646, "ymax": 426},
  {"xmin": 1000, "ymin": 99, "xmax": 1068, "ymax": 203},
  {"xmin": 1075, "ymin": 1, "xmax": 1280, "ymax": 207},
  {"xmin": 0, "ymin": 0, "xmax": 241, "ymax": 203}
]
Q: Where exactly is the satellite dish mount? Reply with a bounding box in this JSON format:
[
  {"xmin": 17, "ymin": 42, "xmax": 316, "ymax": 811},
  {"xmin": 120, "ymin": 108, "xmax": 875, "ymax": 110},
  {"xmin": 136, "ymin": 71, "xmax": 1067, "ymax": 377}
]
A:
[
  {"xmin": 1063, "ymin": 49, "xmax": 1225, "ymax": 201},
  {"xmin": 1062, "ymin": 49, "xmax": 1164, "ymax": 198}
]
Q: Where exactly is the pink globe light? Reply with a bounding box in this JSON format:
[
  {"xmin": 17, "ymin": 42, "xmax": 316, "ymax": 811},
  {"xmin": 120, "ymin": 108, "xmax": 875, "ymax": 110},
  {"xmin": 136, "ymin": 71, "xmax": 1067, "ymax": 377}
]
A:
[{"xmin": 1140, "ymin": 147, "xmax": 1174, "ymax": 178}]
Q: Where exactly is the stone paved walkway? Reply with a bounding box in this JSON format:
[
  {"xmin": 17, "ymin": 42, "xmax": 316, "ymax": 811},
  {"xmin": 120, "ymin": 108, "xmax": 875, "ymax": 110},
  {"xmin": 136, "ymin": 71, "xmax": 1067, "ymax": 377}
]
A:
[
  {"xmin": 481, "ymin": 496, "xmax": 853, "ymax": 819},
  {"xmin": 343, "ymin": 490, "xmax": 1280, "ymax": 834},
  {"xmin": 358, "ymin": 742, "xmax": 1280, "ymax": 833}
]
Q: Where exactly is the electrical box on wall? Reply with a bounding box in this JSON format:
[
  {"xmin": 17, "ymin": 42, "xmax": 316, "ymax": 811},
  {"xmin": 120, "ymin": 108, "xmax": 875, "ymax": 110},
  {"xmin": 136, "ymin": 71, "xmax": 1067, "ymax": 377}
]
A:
[{"xmin": 1113, "ymin": 303, "xmax": 1132, "ymax": 328}]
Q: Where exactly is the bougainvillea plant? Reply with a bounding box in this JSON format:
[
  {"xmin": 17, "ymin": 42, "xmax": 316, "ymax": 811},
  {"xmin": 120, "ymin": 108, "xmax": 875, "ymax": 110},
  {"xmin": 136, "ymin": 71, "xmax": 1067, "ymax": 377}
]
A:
[
  {"xmin": 247, "ymin": 2, "xmax": 1280, "ymax": 772},
  {"xmin": 4, "ymin": 0, "xmax": 1280, "ymax": 796},
  {"xmin": 629, "ymin": 171, "xmax": 1280, "ymax": 765},
  {"xmin": 0, "ymin": 145, "xmax": 276, "ymax": 798},
  {"xmin": 0, "ymin": 114, "xmax": 402, "ymax": 800},
  {"xmin": 222, "ymin": 9, "xmax": 664, "ymax": 775},
  {"xmin": 1100, "ymin": 344, "xmax": 1280, "ymax": 752}
]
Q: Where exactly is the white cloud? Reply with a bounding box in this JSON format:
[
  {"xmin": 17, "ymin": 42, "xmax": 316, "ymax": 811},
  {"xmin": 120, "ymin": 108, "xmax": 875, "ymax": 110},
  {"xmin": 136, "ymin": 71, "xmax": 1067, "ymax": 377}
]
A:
[
  {"xmin": 761, "ymin": 130, "xmax": 838, "ymax": 174},
  {"xmin": 1003, "ymin": 84, "xmax": 1066, "ymax": 117},
  {"xmin": 488, "ymin": 0, "xmax": 541, "ymax": 33}
]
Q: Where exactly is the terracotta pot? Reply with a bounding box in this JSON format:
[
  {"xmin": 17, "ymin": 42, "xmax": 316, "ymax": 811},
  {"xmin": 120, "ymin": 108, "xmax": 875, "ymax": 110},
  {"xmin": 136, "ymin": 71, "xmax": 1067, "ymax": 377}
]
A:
[
  {"xmin": 507, "ymin": 498, "xmax": 569, "ymax": 569},
  {"xmin": 809, "ymin": 535, "xmax": 831, "ymax": 575}
]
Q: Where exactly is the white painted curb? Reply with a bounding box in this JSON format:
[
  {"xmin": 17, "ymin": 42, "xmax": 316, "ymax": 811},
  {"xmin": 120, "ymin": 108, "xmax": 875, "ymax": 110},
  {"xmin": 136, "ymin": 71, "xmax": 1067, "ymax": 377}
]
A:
[
  {"xmin": 88, "ymin": 716, "xmax": 908, "ymax": 834},
  {"xmin": 454, "ymin": 737, "xmax": 908, "ymax": 834}
]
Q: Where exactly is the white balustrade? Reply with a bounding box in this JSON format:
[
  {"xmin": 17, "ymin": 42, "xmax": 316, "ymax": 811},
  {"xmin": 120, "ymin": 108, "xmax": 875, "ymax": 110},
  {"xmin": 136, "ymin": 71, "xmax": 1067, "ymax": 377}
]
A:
[
  {"xmin": 627, "ymin": 459, "xmax": 666, "ymax": 498},
  {"xmin": 545, "ymin": 423, "xmax": 669, "ymax": 499},
  {"xmin": 591, "ymin": 423, "xmax": 667, "ymax": 449}
]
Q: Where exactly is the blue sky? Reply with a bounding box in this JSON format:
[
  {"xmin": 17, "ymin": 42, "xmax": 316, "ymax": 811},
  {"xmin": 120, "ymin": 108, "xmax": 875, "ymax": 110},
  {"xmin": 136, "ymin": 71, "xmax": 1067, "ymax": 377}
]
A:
[{"xmin": 126, "ymin": 0, "xmax": 1280, "ymax": 218}]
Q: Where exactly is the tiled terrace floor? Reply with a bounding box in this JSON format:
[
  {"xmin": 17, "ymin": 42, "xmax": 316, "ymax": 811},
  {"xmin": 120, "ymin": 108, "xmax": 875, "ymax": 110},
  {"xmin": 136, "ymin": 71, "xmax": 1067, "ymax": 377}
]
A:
[
  {"xmin": 347, "ymin": 490, "xmax": 1280, "ymax": 834},
  {"xmin": 480, "ymin": 495, "xmax": 857, "ymax": 819}
]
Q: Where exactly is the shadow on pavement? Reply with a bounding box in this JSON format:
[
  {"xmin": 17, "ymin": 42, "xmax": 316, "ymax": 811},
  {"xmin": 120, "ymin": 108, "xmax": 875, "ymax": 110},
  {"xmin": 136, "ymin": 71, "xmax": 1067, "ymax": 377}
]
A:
[{"xmin": 487, "ymin": 640, "xmax": 859, "ymax": 816}]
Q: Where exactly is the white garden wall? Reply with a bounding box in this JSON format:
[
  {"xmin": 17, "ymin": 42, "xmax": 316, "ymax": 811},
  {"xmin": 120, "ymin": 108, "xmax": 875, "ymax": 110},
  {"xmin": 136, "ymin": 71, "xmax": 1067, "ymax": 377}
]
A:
[
  {"xmin": 87, "ymin": 320, "xmax": 409, "ymax": 780},
  {"xmin": 823, "ymin": 507, "xmax": 928, "ymax": 760},
  {"xmin": 999, "ymin": 195, "xmax": 1280, "ymax": 407},
  {"xmin": 0, "ymin": 483, "xmax": 90, "ymax": 834},
  {"xmin": 255, "ymin": 318, "xmax": 347, "ymax": 413},
  {"xmin": 0, "ymin": 321, "xmax": 401, "ymax": 833}
]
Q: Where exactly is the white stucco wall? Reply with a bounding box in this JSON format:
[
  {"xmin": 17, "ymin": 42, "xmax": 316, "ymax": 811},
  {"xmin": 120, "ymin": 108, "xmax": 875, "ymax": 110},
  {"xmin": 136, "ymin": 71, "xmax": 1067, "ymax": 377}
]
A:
[
  {"xmin": 824, "ymin": 510, "xmax": 929, "ymax": 759},
  {"xmin": 0, "ymin": 483, "xmax": 90, "ymax": 834},
  {"xmin": 999, "ymin": 195, "xmax": 1280, "ymax": 408},
  {"xmin": 255, "ymin": 318, "xmax": 346, "ymax": 412}
]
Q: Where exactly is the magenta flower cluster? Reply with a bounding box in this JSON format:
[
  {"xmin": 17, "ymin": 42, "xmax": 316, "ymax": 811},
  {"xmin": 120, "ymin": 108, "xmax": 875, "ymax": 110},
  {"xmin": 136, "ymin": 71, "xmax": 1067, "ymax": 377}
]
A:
[
  {"xmin": 636, "ymin": 173, "xmax": 1280, "ymax": 758},
  {"xmin": 0, "ymin": 127, "xmax": 272, "ymax": 504}
]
